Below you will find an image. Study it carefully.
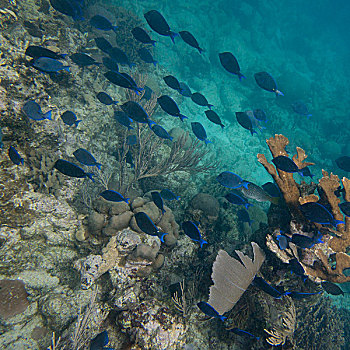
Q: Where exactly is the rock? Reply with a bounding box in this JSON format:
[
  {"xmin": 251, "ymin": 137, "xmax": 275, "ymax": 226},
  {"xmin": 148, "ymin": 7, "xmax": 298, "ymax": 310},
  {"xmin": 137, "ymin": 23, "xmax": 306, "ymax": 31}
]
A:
[
  {"xmin": 102, "ymin": 211, "xmax": 133, "ymax": 236},
  {"xmin": 189, "ymin": 193, "xmax": 220, "ymax": 221},
  {"xmin": 131, "ymin": 242, "xmax": 160, "ymax": 261},
  {"xmin": 109, "ymin": 201, "xmax": 130, "ymax": 216},
  {"xmin": 87, "ymin": 211, "xmax": 106, "ymax": 235}
]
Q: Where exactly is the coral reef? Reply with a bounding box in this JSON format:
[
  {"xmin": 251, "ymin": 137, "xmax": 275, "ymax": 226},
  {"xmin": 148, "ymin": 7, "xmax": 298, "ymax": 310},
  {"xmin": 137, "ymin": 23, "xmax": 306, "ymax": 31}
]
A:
[
  {"xmin": 259, "ymin": 135, "xmax": 350, "ymax": 283},
  {"xmin": 294, "ymin": 297, "xmax": 345, "ymax": 350}
]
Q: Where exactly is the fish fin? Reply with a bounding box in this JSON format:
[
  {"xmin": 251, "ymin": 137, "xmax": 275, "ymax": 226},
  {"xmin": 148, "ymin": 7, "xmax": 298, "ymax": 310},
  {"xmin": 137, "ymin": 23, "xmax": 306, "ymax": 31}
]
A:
[
  {"xmin": 219, "ymin": 315, "xmax": 227, "ymax": 322},
  {"xmin": 96, "ymin": 163, "xmax": 102, "ymax": 170},
  {"xmin": 63, "ymin": 66, "xmax": 70, "ymax": 72},
  {"xmin": 113, "ymin": 100, "xmax": 119, "ymax": 105},
  {"xmin": 275, "ymin": 89, "xmax": 284, "ymax": 96},
  {"xmin": 153, "ymin": 61, "xmax": 158, "ymax": 67},
  {"xmin": 112, "ymin": 26, "xmax": 118, "ymax": 33},
  {"xmin": 75, "ymin": 120, "xmax": 82, "ymax": 127},
  {"xmin": 124, "ymin": 198, "xmax": 130, "ymax": 204},
  {"xmin": 60, "ymin": 54, "xmax": 68, "ymax": 59},
  {"xmin": 298, "ymin": 170, "xmax": 304, "ymax": 177},
  {"xmin": 220, "ymin": 124, "xmax": 225, "ymax": 130},
  {"xmin": 242, "ymin": 181, "xmax": 249, "ymax": 189},
  {"xmin": 251, "ymin": 129, "xmax": 258, "ymax": 136},
  {"xmin": 204, "ymin": 139, "xmax": 212, "ymax": 145},
  {"xmin": 169, "ymin": 136, "xmax": 174, "ymax": 141},
  {"xmin": 245, "ymin": 203, "xmax": 253, "ymax": 209},
  {"xmin": 86, "ymin": 173, "xmax": 95, "ymax": 182},
  {"xmin": 20, "ymin": 157, "xmax": 24, "ymax": 165},
  {"xmin": 159, "ymin": 232, "xmax": 168, "ymax": 242},
  {"xmin": 198, "ymin": 47, "xmax": 204, "ymax": 54},
  {"xmin": 208, "ymin": 104, "xmax": 214, "ymax": 110},
  {"xmin": 162, "ymin": 208, "xmax": 166, "ymax": 214},
  {"xmin": 44, "ymin": 110, "xmax": 52, "ymax": 120},
  {"xmin": 169, "ymin": 31, "xmax": 178, "ymax": 44},
  {"xmin": 151, "ymin": 40, "xmax": 156, "ymax": 46},
  {"xmin": 175, "ymin": 196, "xmax": 180, "ymax": 200},
  {"xmin": 127, "ymin": 125, "xmax": 134, "ymax": 130},
  {"xmin": 147, "ymin": 120, "xmax": 156, "ymax": 127},
  {"xmin": 199, "ymin": 238, "xmax": 208, "ymax": 248},
  {"xmin": 335, "ymin": 219, "xmax": 345, "ymax": 226},
  {"xmin": 129, "ymin": 63, "xmax": 136, "ymax": 68},
  {"xmin": 179, "ymin": 114, "xmax": 188, "ymax": 122}
]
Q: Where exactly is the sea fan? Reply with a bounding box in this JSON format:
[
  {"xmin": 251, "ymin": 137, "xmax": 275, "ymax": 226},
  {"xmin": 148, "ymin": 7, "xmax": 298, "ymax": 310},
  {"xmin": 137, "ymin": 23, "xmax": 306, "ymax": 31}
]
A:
[{"xmin": 208, "ymin": 242, "xmax": 265, "ymax": 315}]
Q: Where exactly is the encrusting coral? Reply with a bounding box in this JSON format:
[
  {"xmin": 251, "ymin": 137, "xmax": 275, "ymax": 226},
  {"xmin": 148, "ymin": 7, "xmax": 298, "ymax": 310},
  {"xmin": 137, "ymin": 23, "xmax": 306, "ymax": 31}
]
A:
[{"xmin": 259, "ymin": 134, "xmax": 350, "ymax": 283}]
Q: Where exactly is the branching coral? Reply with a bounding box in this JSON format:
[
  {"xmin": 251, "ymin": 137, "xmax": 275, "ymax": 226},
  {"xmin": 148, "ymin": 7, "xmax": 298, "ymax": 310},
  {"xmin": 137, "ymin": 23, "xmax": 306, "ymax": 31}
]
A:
[{"xmin": 259, "ymin": 134, "xmax": 350, "ymax": 283}]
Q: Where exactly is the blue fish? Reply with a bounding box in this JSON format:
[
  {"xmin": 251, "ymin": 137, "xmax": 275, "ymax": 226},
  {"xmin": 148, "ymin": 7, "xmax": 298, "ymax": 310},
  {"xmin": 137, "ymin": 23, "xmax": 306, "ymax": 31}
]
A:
[
  {"xmin": 237, "ymin": 209, "xmax": 253, "ymax": 226},
  {"xmin": 262, "ymin": 182, "xmax": 281, "ymax": 198},
  {"xmin": 292, "ymin": 100, "xmax": 312, "ymax": 117},
  {"xmin": 97, "ymin": 92, "xmax": 118, "ymax": 106},
  {"xmin": 191, "ymin": 122, "xmax": 211, "ymax": 144},
  {"xmin": 8, "ymin": 146, "xmax": 24, "ymax": 165},
  {"xmin": 276, "ymin": 234, "xmax": 289, "ymax": 250},
  {"xmin": 90, "ymin": 330, "xmax": 114, "ymax": 350},
  {"xmin": 54, "ymin": 159, "xmax": 94, "ymax": 181},
  {"xmin": 108, "ymin": 47, "xmax": 134, "ymax": 68},
  {"xmin": 230, "ymin": 328, "xmax": 260, "ymax": 341},
  {"xmin": 291, "ymin": 233, "xmax": 323, "ymax": 249},
  {"xmin": 321, "ymin": 281, "xmax": 344, "ymax": 296},
  {"xmin": 104, "ymin": 71, "xmax": 142, "ymax": 94},
  {"xmin": 49, "ymin": 0, "xmax": 84, "ymax": 21},
  {"xmin": 70, "ymin": 53, "xmax": 100, "ymax": 67},
  {"xmin": 151, "ymin": 191, "xmax": 166, "ymax": 214},
  {"xmin": 90, "ymin": 15, "xmax": 117, "ymax": 32},
  {"xmin": 289, "ymin": 258, "xmax": 305, "ymax": 277},
  {"xmin": 182, "ymin": 221, "xmax": 207, "ymax": 248},
  {"xmin": 151, "ymin": 124, "xmax": 173, "ymax": 141},
  {"xmin": 114, "ymin": 111, "xmax": 133, "ymax": 130},
  {"xmin": 102, "ymin": 57, "xmax": 119, "ymax": 72},
  {"xmin": 131, "ymin": 27, "xmax": 156, "ymax": 46},
  {"xmin": 225, "ymin": 192, "xmax": 252, "ymax": 209},
  {"xmin": 138, "ymin": 48, "xmax": 157, "ymax": 66},
  {"xmin": 31, "ymin": 57, "xmax": 70, "ymax": 73},
  {"xmin": 94, "ymin": 37, "xmax": 113, "ymax": 54},
  {"xmin": 272, "ymin": 156, "xmax": 303, "ymax": 176},
  {"xmin": 60, "ymin": 111, "xmax": 81, "ymax": 127},
  {"xmin": 219, "ymin": 52, "xmax": 245, "ymax": 80},
  {"xmin": 22, "ymin": 101, "xmax": 52, "ymax": 121},
  {"xmin": 300, "ymin": 202, "xmax": 344, "ymax": 228},
  {"xmin": 191, "ymin": 92, "xmax": 213, "ymax": 109},
  {"xmin": 254, "ymin": 71, "xmax": 284, "ymax": 96},
  {"xmin": 144, "ymin": 10, "xmax": 177, "ymax": 44},
  {"xmin": 73, "ymin": 148, "xmax": 101, "ymax": 169},
  {"xmin": 100, "ymin": 190, "xmax": 129, "ymax": 203},
  {"xmin": 157, "ymin": 95, "xmax": 187, "ymax": 122},
  {"xmin": 252, "ymin": 276, "xmax": 283, "ymax": 298},
  {"xmin": 299, "ymin": 166, "xmax": 315, "ymax": 178},
  {"xmin": 141, "ymin": 86, "xmax": 153, "ymax": 101},
  {"xmin": 120, "ymin": 101, "xmax": 152, "ymax": 124},
  {"xmin": 216, "ymin": 171, "xmax": 249, "ymax": 189},
  {"xmin": 134, "ymin": 212, "xmax": 167, "ymax": 242},
  {"xmin": 197, "ymin": 302, "xmax": 226, "ymax": 321},
  {"xmin": 160, "ymin": 189, "xmax": 180, "ymax": 201}
]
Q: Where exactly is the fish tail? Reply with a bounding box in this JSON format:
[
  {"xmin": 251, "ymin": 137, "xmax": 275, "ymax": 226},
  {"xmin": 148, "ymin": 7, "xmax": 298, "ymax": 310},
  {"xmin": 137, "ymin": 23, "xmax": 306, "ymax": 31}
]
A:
[
  {"xmin": 269, "ymin": 196, "xmax": 281, "ymax": 205},
  {"xmin": 204, "ymin": 139, "xmax": 212, "ymax": 145},
  {"xmin": 96, "ymin": 163, "xmax": 102, "ymax": 170},
  {"xmin": 127, "ymin": 125, "xmax": 134, "ymax": 130},
  {"xmin": 112, "ymin": 26, "xmax": 118, "ymax": 33},
  {"xmin": 175, "ymin": 196, "xmax": 180, "ymax": 200},
  {"xmin": 159, "ymin": 232, "xmax": 168, "ymax": 242},
  {"xmin": 147, "ymin": 120, "xmax": 156, "ymax": 128},
  {"xmin": 275, "ymin": 89, "xmax": 284, "ymax": 96},
  {"xmin": 153, "ymin": 61, "xmax": 158, "ymax": 67},
  {"xmin": 20, "ymin": 157, "xmax": 24, "ymax": 165},
  {"xmin": 238, "ymin": 73, "xmax": 246, "ymax": 81},
  {"xmin": 335, "ymin": 219, "xmax": 345, "ymax": 227},
  {"xmin": 242, "ymin": 182, "xmax": 249, "ymax": 189},
  {"xmin": 298, "ymin": 170, "xmax": 304, "ymax": 177},
  {"xmin": 250, "ymin": 129, "xmax": 258, "ymax": 136},
  {"xmin": 220, "ymin": 124, "xmax": 225, "ymax": 130},
  {"xmin": 208, "ymin": 104, "xmax": 214, "ymax": 110},
  {"xmin": 113, "ymin": 100, "xmax": 119, "ymax": 105},
  {"xmin": 199, "ymin": 238, "xmax": 208, "ymax": 248},
  {"xmin": 169, "ymin": 31, "xmax": 178, "ymax": 44},
  {"xmin": 198, "ymin": 47, "xmax": 204, "ymax": 54},
  {"xmin": 310, "ymin": 173, "xmax": 315, "ymax": 178},
  {"xmin": 64, "ymin": 66, "xmax": 70, "ymax": 72},
  {"xmin": 75, "ymin": 120, "xmax": 82, "ymax": 127},
  {"xmin": 169, "ymin": 136, "xmax": 174, "ymax": 141},
  {"xmin": 129, "ymin": 62, "xmax": 136, "ymax": 69},
  {"xmin": 44, "ymin": 110, "xmax": 52, "ymax": 120},
  {"xmin": 245, "ymin": 203, "xmax": 253, "ymax": 209},
  {"xmin": 219, "ymin": 315, "xmax": 227, "ymax": 322},
  {"xmin": 86, "ymin": 173, "xmax": 95, "ymax": 182},
  {"xmin": 124, "ymin": 198, "xmax": 130, "ymax": 204},
  {"xmin": 151, "ymin": 40, "xmax": 156, "ymax": 47},
  {"xmin": 179, "ymin": 114, "xmax": 188, "ymax": 122}
]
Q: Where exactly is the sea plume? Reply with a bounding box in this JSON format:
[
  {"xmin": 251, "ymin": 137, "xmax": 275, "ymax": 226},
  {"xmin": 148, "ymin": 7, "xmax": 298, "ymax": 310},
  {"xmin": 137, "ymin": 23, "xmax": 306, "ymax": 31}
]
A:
[{"xmin": 208, "ymin": 242, "xmax": 265, "ymax": 315}]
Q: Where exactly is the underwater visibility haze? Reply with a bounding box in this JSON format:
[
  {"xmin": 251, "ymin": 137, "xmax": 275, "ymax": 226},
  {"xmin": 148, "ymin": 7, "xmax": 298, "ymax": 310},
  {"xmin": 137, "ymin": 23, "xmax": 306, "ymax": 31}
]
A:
[{"xmin": 1, "ymin": 0, "xmax": 350, "ymax": 349}]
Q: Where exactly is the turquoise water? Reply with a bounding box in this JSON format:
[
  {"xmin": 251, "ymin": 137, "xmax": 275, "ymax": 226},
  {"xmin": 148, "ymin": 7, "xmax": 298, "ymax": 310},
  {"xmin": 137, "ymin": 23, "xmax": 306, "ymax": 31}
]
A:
[{"xmin": 1, "ymin": 0, "xmax": 350, "ymax": 349}]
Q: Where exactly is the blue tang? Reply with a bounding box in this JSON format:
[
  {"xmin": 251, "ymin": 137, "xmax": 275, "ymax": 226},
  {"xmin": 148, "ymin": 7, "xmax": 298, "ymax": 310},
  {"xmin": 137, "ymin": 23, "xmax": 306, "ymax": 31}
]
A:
[
  {"xmin": 182, "ymin": 221, "xmax": 207, "ymax": 248},
  {"xmin": 216, "ymin": 171, "xmax": 249, "ymax": 189},
  {"xmin": 134, "ymin": 211, "xmax": 167, "ymax": 242},
  {"xmin": 191, "ymin": 122, "xmax": 211, "ymax": 144},
  {"xmin": 8, "ymin": 146, "xmax": 24, "ymax": 165},
  {"xmin": 197, "ymin": 302, "xmax": 226, "ymax": 321},
  {"xmin": 22, "ymin": 101, "xmax": 52, "ymax": 121},
  {"xmin": 54, "ymin": 159, "xmax": 94, "ymax": 180},
  {"xmin": 73, "ymin": 148, "xmax": 101, "ymax": 169},
  {"xmin": 100, "ymin": 190, "xmax": 129, "ymax": 203},
  {"xmin": 32, "ymin": 57, "xmax": 70, "ymax": 73}
]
